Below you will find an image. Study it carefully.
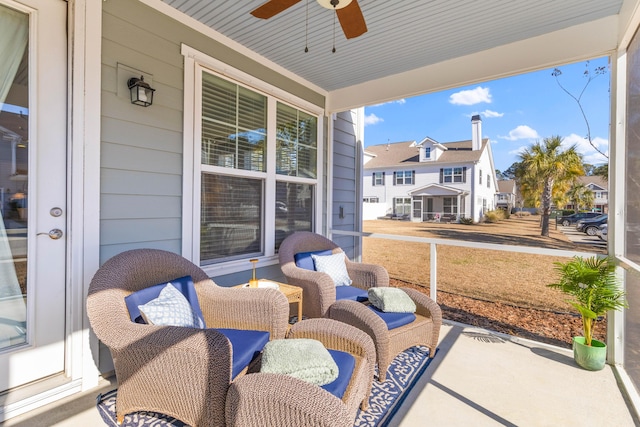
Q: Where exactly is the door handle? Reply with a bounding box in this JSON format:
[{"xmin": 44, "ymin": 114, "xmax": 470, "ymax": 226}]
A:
[{"xmin": 37, "ymin": 229, "xmax": 63, "ymax": 240}]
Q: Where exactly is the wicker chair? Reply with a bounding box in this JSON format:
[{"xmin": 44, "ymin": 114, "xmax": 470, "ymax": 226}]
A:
[
  {"xmin": 279, "ymin": 231, "xmax": 442, "ymax": 381},
  {"xmin": 279, "ymin": 231, "xmax": 389, "ymax": 318},
  {"xmin": 86, "ymin": 249, "xmax": 290, "ymax": 427},
  {"xmin": 226, "ymin": 318, "xmax": 376, "ymax": 427}
]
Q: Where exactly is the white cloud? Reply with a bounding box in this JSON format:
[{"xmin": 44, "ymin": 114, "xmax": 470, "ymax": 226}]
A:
[
  {"xmin": 364, "ymin": 113, "xmax": 383, "ymax": 126},
  {"xmin": 370, "ymin": 99, "xmax": 406, "ymax": 107},
  {"xmin": 481, "ymin": 109, "xmax": 504, "ymax": 118},
  {"xmin": 508, "ymin": 145, "xmax": 529, "ymax": 156},
  {"xmin": 449, "ymin": 86, "xmax": 492, "ymax": 105},
  {"xmin": 499, "ymin": 125, "xmax": 540, "ymax": 141},
  {"xmin": 562, "ymin": 133, "xmax": 609, "ymax": 163}
]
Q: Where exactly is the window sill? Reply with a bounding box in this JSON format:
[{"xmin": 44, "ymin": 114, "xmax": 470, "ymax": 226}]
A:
[{"xmin": 201, "ymin": 255, "xmax": 280, "ymax": 277}]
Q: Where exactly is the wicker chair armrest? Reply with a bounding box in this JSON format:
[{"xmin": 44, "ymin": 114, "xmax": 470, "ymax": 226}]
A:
[
  {"xmin": 282, "ymin": 265, "xmax": 337, "ymax": 318},
  {"xmin": 226, "ymin": 373, "xmax": 352, "ymax": 427},
  {"xmin": 197, "ymin": 286, "xmax": 290, "ymax": 340},
  {"xmin": 399, "ymin": 287, "xmax": 443, "ymax": 325},
  {"xmin": 345, "ymin": 260, "xmax": 389, "ymax": 290},
  {"xmin": 112, "ymin": 325, "xmax": 233, "ymax": 383}
]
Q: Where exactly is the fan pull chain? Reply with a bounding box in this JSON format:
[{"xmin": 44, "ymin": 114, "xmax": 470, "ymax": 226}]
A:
[
  {"xmin": 332, "ymin": 13, "xmax": 336, "ymax": 53},
  {"xmin": 305, "ymin": 0, "xmax": 309, "ymax": 53}
]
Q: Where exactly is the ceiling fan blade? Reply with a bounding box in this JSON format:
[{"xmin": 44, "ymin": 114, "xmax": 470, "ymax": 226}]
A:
[
  {"xmin": 250, "ymin": 0, "xmax": 302, "ymax": 19},
  {"xmin": 336, "ymin": 0, "xmax": 367, "ymax": 39}
]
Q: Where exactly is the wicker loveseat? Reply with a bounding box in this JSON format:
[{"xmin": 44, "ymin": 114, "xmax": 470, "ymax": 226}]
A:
[
  {"xmin": 226, "ymin": 318, "xmax": 376, "ymax": 427},
  {"xmin": 86, "ymin": 248, "xmax": 290, "ymax": 427}
]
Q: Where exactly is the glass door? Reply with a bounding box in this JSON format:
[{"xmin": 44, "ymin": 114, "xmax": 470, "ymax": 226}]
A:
[{"xmin": 0, "ymin": 0, "xmax": 67, "ymax": 392}]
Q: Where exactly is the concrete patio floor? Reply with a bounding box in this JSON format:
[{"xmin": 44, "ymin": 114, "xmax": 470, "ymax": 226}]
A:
[{"xmin": 4, "ymin": 321, "xmax": 638, "ymax": 426}]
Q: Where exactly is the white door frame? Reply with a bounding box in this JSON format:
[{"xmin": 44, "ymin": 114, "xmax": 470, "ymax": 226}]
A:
[{"xmin": 0, "ymin": 0, "xmax": 102, "ymax": 421}]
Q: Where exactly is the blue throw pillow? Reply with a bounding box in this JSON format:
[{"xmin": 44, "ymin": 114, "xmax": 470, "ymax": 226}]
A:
[
  {"xmin": 311, "ymin": 252, "xmax": 352, "ymax": 287},
  {"xmin": 294, "ymin": 250, "xmax": 334, "ymax": 271}
]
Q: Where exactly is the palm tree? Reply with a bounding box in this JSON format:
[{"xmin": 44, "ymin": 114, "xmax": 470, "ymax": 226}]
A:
[
  {"xmin": 518, "ymin": 136, "xmax": 585, "ymax": 236},
  {"xmin": 567, "ymin": 182, "xmax": 595, "ymax": 212}
]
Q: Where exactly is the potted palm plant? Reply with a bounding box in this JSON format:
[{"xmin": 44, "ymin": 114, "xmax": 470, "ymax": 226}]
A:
[{"xmin": 548, "ymin": 256, "xmax": 627, "ymax": 371}]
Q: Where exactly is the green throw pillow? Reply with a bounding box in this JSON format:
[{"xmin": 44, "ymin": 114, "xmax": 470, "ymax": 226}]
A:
[{"xmin": 368, "ymin": 287, "xmax": 416, "ymax": 313}]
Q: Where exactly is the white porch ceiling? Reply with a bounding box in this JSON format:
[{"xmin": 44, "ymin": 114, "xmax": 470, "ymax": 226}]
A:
[{"xmin": 160, "ymin": 0, "xmax": 633, "ymax": 110}]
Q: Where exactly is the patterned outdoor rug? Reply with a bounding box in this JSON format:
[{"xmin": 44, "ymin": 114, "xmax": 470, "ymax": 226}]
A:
[{"xmin": 96, "ymin": 346, "xmax": 433, "ymax": 427}]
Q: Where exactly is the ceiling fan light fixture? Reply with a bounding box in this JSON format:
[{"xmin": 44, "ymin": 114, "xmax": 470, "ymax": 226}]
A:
[{"xmin": 317, "ymin": 0, "xmax": 352, "ymax": 10}]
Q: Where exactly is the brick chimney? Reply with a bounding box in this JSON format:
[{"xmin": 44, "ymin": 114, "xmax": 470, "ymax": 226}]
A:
[{"xmin": 471, "ymin": 115, "xmax": 482, "ymax": 151}]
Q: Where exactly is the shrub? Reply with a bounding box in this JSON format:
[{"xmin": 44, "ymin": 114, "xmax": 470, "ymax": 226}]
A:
[
  {"xmin": 459, "ymin": 217, "xmax": 474, "ymax": 225},
  {"xmin": 503, "ymin": 209, "xmax": 511, "ymax": 219},
  {"xmin": 515, "ymin": 211, "xmax": 531, "ymax": 218},
  {"xmin": 484, "ymin": 209, "xmax": 505, "ymax": 223}
]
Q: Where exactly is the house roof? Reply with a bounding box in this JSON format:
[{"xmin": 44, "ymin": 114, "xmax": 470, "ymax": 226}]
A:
[
  {"xmin": 578, "ymin": 175, "xmax": 608, "ymax": 190},
  {"xmin": 159, "ymin": 1, "xmax": 630, "ymax": 111},
  {"xmin": 497, "ymin": 180, "xmax": 516, "ymax": 193},
  {"xmin": 363, "ymin": 139, "xmax": 489, "ymax": 169}
]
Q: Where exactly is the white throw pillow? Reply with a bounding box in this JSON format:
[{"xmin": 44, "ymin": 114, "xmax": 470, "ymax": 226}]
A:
[
  {"xmin": 138, "ymin": 283, "xmax": 205, "ymax": 328},
  {"xmin": 311, "ymin": 252, "xmax": 352, "ymax": 287}
]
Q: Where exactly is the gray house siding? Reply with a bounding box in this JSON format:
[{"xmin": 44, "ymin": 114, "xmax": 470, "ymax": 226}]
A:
[
  {"xmin": 332, "ymin": 110, "xmax": 361, "ymax": 259},
  {"xmin": 100, "ymin": 0, "xmax": 326, "ymax": 264}
]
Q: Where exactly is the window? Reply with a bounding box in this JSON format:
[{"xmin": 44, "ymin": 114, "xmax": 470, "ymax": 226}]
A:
[
  {"xmin": 372, "ymin": 172, "xmax": 385, "ymax": 186},
  {"xmin": 487, "ymin": 175, "xmax": 490, "ymax": 188},
  {"xmin": 363, "ymin": 197, "xmax": 379, "ymax": 203},
  {"xmin": 425, "ymin": 147, "xmax": 431, "ymax": 158},
  {"xmin": 479, "ymin": 170, "xmax": 482, "ymax": 184},
  {"xmin": 595, "ymin": 192, "xmax": 602, "ymax": 198},
  {"xmin": 443, "ymin": 197, "xmax": 458, "ymax": 214},
  {"xmin": 440, "ymin": 167, "xmax": 466, "ymax": 183},
  {"xmin": 394, "ymin": 197, "xmax": 412, "ymax": 215},
  {"xmin": 394, "ymin": 170, "xmax": 414, "ymax": 185},
  {"xmin": 190, "ymin": 57, "xmax": 321, "ymax": 267}
]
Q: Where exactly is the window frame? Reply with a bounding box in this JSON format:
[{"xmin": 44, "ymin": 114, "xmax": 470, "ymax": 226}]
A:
[
  {"xmin": 394, "ymin": 197, "xmax": 412, "ymax": 214},
  {"xmin": 373, "ymin": 171, "xmax": 384, "ymax": 186},
  {"xmin": 394, "ymin": 170, "xmax": 414, "ymax": 185},
  {"xmin": 181, "ymin": 45, "xmax": 324, "ymax": 275}
]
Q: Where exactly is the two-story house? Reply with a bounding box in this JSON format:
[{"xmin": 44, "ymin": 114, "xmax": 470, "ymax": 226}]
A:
[
  {"xmin": 364, "ymin": 116, "xmax": 498, "ymax": 223},
  {"xmin": 563, "ymin": 175, "xmax": 609, "ymax": 213},
  {"xmin": 496, "ymin": 179, "xmax": 517, "ymax": 212}
]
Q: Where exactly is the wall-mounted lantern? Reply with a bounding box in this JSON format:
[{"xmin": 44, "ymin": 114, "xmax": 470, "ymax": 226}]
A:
[{"xmin": 127, "ymin": 76, "xmax": 155, "ymax": 107}]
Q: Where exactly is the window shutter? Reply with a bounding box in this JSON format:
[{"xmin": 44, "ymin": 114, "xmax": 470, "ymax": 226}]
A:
[
  {"xmin": 393, "ymin": 171, "xmax": 397, "ymax": 185},
  {"xmin": 382, "ymin": 171, "xmax": 385, "ymax": 183},
  {"xmin": 463, "ymin": 167, "xmax": 467, "ymax": 183},
  {"xmin": 412, "ymin": 170, "xmax": 415, "ymax": 184},
  {"xmin": 439, "ymin": 169, "xmax": 443, "ymax": 184},
  {"xmin": 372, "ymin": 174, "xmax": 376, "ymax": 186}
]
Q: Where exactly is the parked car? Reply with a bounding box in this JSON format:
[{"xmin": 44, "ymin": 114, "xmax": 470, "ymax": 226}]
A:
[
  {"xmin": 576, "ymin": 214, "xmax": 608, "ymax": 235},
  {"xmin": 558, "ymin": 212, "xmax": 600, "ymax": 226},
  {"xmin": 597, "ymin": 223, "xmax": 608, "ymax": 241}
]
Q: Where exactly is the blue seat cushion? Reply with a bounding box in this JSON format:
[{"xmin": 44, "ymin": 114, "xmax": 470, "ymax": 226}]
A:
[
  {"xmin": 367, "ymin": 305, "xmax": 416, "ymax": 330},
  {"xmin": 218, "ymin": 329, "xmax": 270, "ymax": 379},
  {"xmin": 320, "ymin": 349, "xmax": 356, "ymax": 400},
  {"xmin": 335, "ymin": 286, "xmax": 369, "ymax": 302},
  {"xmin": 294, "ymin": 250, "xmax": 334, "ymax": 271},
  {"xmin": 124, "ymin": 275, "xmax": 205, "ymax": 327}
]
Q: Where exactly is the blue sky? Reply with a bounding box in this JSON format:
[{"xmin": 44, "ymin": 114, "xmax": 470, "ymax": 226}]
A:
[{"xmin": 363, "ymin": 56, "xmax": 610, "ymax": 173}]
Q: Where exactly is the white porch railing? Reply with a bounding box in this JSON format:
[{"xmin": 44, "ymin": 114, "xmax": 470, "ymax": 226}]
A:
[{"xmin": 330, "ymin": 229, "xmax": 600, "ymax": 303}]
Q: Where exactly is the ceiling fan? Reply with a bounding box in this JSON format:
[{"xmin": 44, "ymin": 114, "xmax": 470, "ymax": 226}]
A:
[{"xmin": 250, "ymin": 0, "xmax": 367, "ymax": 40}]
